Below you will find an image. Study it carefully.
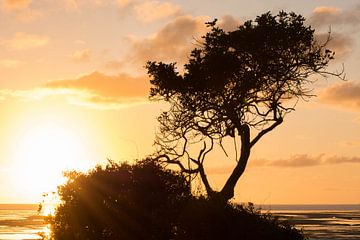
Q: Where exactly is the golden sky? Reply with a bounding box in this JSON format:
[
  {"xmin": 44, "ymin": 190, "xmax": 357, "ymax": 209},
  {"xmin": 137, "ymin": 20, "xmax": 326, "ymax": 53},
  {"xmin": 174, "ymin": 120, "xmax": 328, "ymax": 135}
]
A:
[{"xmin": 0, "ymin": 0, "xmax": 359, "ymax": 204}]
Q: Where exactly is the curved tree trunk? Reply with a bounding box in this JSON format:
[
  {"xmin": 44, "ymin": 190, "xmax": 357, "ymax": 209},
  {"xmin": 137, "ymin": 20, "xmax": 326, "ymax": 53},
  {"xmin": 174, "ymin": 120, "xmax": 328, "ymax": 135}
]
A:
[{"xmin": 219, "ymin": 124, "xmax": 251, "ymax": 202}]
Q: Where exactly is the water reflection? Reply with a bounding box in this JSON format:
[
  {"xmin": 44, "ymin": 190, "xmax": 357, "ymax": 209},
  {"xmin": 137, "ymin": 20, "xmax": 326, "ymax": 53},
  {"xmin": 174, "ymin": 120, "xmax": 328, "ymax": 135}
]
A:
[
  {"xmin": 271, "ymin": 210, "xmax": 360, "ymax": 240},
  {"xmin": 0, "ymin": 206, "xmax": 49, "ymax": 240}
]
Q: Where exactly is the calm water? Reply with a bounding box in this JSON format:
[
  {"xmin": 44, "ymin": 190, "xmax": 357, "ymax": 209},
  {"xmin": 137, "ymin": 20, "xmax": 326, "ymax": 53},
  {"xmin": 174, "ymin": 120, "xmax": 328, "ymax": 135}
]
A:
[
  {"xmin": 0, "ymin": 204, "xmax": 359, "ymax": 239},
  {"xmin": 0, "ymin": 205, "xmax": 46, "ymax": 240},
  {"xmin": 263, "ymin": 204, "xmax": 360, "ymax": 240}
]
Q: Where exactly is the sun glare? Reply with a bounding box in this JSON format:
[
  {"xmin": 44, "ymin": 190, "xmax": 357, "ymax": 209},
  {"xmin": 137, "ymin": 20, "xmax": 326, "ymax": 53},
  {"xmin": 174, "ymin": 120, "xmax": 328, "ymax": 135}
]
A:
[{"xmin": 8, "ymin": 119, "xmax": 96, "ymax": 202}]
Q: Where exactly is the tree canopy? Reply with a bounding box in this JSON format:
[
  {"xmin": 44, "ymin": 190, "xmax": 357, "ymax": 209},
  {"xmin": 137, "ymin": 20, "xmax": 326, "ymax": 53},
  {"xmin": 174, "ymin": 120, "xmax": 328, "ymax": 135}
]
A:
[{"xmin": 146, "ymin": 11, "xmax": 343, "ymax": 202}]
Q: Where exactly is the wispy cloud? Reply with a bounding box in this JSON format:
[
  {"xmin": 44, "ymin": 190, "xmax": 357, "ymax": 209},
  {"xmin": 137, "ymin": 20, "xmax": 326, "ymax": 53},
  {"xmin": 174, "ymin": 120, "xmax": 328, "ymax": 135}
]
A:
[
  {"xmin": 72, "ymin": 49, "xmax": 91, "ymax": 62},
  {"xmin": 1, "ymin": 0, "xmax": 32, "ymax": 11},
  {"xmin": 0, "ymin": 71, "xmax": 150, "ymax": 109},
  {"xmin": 252, "ymin": 154, "xmax": 360, "ymax": 168},
  {"xmin": 1, "ymin": 32, "xmax": 49, "ymax": 50},
  {"xmin": 123, "ymin": 14, "xmax": 238, "ymax": 69},
  {"xmin": 1, "ymin": 0, "xmax": 41, "ymax": 21},
  {"xmin": 205, "ymin": 154, "xmax": 360, "ymax": 175},
  {"xmin": 309, "ymin": 5, "xmax": 360, "ymax": 28},
  {"xmin": 124, "ymin": 15, "xmax": 209, "ymax": 68},
  {"xmin": 264, "ymin": 154, "xmax": 324, "ymax": 167},
  {"xmin": 320, "ymin": 81, "xmax": 360, "ymax": 111},
  {"xmin": 42, "ymin": 71, "xmax": 150, "ymax": 108},
  {"xmin": 309, "ymin": 5, "xmax": 360, "ymax": 60},
  {"xmin": 1, "ymin": 0, "xmax": 31, "ymax": 11},
  {"xmin": 118, "ymin": 14, "xmax": 240, "ymax": 73},
  {"xmin": 217, "ymin": 15, "xmax": 241, "ymax": 32},
  {"xmin": 43, "ymin": 71, "xmax": 149, "ymax": 99}
]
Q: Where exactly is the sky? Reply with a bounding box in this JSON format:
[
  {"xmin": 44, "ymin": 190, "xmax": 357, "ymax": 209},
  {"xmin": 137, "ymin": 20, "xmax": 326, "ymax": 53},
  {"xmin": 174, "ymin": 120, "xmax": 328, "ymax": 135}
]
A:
[{"xmin": 0, "ymin": 0, "xmax": 359, "ymax": 204}]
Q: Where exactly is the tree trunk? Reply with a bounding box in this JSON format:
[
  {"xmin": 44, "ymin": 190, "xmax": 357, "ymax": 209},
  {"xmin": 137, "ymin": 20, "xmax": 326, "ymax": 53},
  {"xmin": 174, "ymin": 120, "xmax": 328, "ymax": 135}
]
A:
[
  {"xmin": 219, "ymin": 124, "xmax": 251, "ymax": 202},
  {"xmin": 198, "ymin": 165, "xmax": 214, "ymax": 196}
]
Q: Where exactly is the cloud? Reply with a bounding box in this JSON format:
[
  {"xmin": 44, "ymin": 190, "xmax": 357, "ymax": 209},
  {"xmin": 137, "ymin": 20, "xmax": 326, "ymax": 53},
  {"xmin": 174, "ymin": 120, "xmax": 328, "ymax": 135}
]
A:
[
  {"xmin": 320, "ymin": 81, "xmax": 360, "ymax": 111},
  {"xmin": 1, "ymin": 32, "xmax": 49, "ymax": 50},
  {"xmin": 326, "ymin": 156, "xmax": 360, "ymax": 164},
  {"xmin": 1, "ymin": 0, "xmax": 31, "ymax": 11},
  {"xmin": 44, "ymin": 71, "xmax": 148, "ymax": 98},
  {"xmin": 133, "ymin": 0, "xmax": 182, "ymax": 23},
  {"xmin": 308, "ymin": 5, "xmax": 360, "ymax": 59},
  {"xmin": 267, "ymin": 154, "xmax": 324, "ymax": 167},
  {"xmin": 42, "ymin": 71, "xmax": 150, "ymax": 108},
  {"xmin": 217, "ymin": 15, "xmax": 241, "ymax": 32},
  {"xmin": 72, "ymin": 49, "xmax": 91, "ymax": 62},
  {"xmin": 124, "ymin": 15, "xmax": 209, "ymax": 69},
  {"xmin": 1, "ymin": 0, "xmax": 41, "ymax": 21},
  {"xmin": 252, "ymin": 154, "xmax": 360, "ymax": 168},
  {"xmin": 0, "ymin": 71, "xmax": 151, "ymax": 109},
  {"xmin": 309, "ymin": 5, "xmax": 360, "ymax": 28},
  {"xmin": 205, "ymin": 154, "xmax": 360, "ymax": 175}
]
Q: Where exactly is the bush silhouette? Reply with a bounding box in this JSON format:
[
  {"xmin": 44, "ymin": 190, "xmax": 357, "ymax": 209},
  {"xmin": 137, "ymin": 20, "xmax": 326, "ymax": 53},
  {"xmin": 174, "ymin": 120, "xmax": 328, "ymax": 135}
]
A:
[
  {"xmin": 47, "ymin": 158, "xmax": 306, "ymax": 240},
  {"xmin": 177, "ymin": 200, "xmax": 306, "ymax": 240},
  {"xmin": 49, "ymin": 159, "xmax": 191, "ymax": 240}
]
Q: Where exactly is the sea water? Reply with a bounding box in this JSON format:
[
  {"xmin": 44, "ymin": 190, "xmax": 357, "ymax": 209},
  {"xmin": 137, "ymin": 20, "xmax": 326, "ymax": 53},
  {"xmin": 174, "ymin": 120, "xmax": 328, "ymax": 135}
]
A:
[
  {"xmin": 0, "ymin": 204, "xmax": 359, "ymax": 239},
  {"xmin": 263, "ymin": 204, "xmax": 360, "ymax": 240},
  {"xmin": 0, "ymin": 205, "xmax": 46, "ymax": 240}
]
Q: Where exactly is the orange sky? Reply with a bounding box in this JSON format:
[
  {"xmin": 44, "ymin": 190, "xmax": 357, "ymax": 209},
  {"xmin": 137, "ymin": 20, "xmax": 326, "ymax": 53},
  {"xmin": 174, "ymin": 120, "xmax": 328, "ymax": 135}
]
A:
[{"xmin": 0, "ymin": 0, "xmax": 359, "ymax": 204}]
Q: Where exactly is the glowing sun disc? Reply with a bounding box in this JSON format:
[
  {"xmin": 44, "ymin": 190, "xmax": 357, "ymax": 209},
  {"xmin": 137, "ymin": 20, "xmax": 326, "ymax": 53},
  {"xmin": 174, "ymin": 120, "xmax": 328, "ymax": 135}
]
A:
[{"xmin": 10, "ymin": 121, "xmax": 94, "ymax": 201}]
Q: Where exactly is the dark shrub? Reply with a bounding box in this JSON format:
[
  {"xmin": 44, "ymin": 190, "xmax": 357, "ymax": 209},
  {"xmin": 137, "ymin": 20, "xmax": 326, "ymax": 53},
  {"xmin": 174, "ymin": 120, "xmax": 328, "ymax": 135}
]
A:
[{"xmin": 49, "ymin": 159, "xmax": 190, "ymax": 240}]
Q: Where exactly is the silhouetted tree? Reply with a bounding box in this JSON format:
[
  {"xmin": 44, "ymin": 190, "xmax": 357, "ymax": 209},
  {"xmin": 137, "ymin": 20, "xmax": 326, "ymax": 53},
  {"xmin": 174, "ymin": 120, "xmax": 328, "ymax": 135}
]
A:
[{"xmin": 146, "ymin": 11, "xmax": 344, "ymax": 202}]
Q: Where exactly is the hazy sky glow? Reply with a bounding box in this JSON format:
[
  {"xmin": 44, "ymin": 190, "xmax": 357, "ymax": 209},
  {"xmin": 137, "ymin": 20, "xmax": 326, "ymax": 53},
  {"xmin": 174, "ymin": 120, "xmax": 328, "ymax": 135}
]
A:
[{"xmin": 0, "ymin": 0, "xmax": 359, "ymax": 204}]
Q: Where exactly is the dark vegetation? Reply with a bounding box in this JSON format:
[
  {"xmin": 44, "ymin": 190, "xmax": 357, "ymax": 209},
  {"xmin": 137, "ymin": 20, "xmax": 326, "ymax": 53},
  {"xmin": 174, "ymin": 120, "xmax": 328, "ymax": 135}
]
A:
[
  {"xmin": 46, "ymin": 159, "xmax": 306, "ymax": 240},
  {"xmin": 45, "ymin": 11, "xmax": 344, "ymax": 240}
]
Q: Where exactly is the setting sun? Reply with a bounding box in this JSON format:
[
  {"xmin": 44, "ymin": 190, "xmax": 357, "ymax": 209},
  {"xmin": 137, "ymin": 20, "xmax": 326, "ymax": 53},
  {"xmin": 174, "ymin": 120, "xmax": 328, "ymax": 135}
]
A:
[{"xmin": 7, "ymin": 117, "xmax": 96, "ymax": 202}]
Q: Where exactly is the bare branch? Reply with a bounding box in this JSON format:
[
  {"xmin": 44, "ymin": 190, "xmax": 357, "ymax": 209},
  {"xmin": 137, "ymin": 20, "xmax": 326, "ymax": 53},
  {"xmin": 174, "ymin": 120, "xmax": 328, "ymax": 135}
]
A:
[{"xmin": 250, "ymin": 118, "xmax": 283, "ymax": 148}]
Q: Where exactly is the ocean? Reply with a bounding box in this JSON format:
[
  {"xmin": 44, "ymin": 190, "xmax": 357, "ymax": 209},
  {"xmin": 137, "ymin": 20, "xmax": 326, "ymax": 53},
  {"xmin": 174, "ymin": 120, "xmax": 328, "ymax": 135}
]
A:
[
  {"xmin": 0, "ymin": 204, "xmax": 359, "ymax": 239},
  {"xmin": 262, "ymin": 204, "xmax": 360, "ymax": 240},
  {"xmin": 0, "ymin": 204, "xmax": 46, "ymax": 240}
]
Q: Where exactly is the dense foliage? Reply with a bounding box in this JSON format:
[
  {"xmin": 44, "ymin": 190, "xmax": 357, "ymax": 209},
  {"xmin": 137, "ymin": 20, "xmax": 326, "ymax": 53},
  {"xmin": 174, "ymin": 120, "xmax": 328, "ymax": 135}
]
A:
[
  {"xmin": 146, "ymin": 11, "xmax": 343, "ymax": 201},
  {"xmin": 48, "ymin": 159, "xmax": 190, "ymax": 240},
  {"xmin": 46, "ymin": 159, "xmax": 306, "ymax": 240}
]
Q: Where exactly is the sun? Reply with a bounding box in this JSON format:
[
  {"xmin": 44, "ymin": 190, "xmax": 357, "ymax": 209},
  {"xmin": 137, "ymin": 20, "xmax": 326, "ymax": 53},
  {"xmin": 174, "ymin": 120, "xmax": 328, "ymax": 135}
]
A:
[{"xmin": 8, "ymin": 119, "xmax": 96, "ymax": 202}]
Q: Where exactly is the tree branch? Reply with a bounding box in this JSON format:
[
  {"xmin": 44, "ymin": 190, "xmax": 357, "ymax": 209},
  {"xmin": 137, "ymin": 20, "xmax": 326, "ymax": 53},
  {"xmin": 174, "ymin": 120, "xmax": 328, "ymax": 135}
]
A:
[{"xmin": 250, "ymin": 117, "xmax": 283, "ymax": 148}]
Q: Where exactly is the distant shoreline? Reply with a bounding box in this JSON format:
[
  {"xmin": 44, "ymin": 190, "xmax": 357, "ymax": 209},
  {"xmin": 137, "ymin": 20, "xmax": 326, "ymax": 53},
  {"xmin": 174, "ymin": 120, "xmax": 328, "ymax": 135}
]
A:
[
  {"xmin": 1, "ymin": 203, "xmax": 359, "ymax": 211},
  {"xmin": 256, "ymin": 204, "xmax": 360, "ymax": 211},
  {"xmin": 0, "ymin": 204, "xmax": 39, "ymax": 210}
]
